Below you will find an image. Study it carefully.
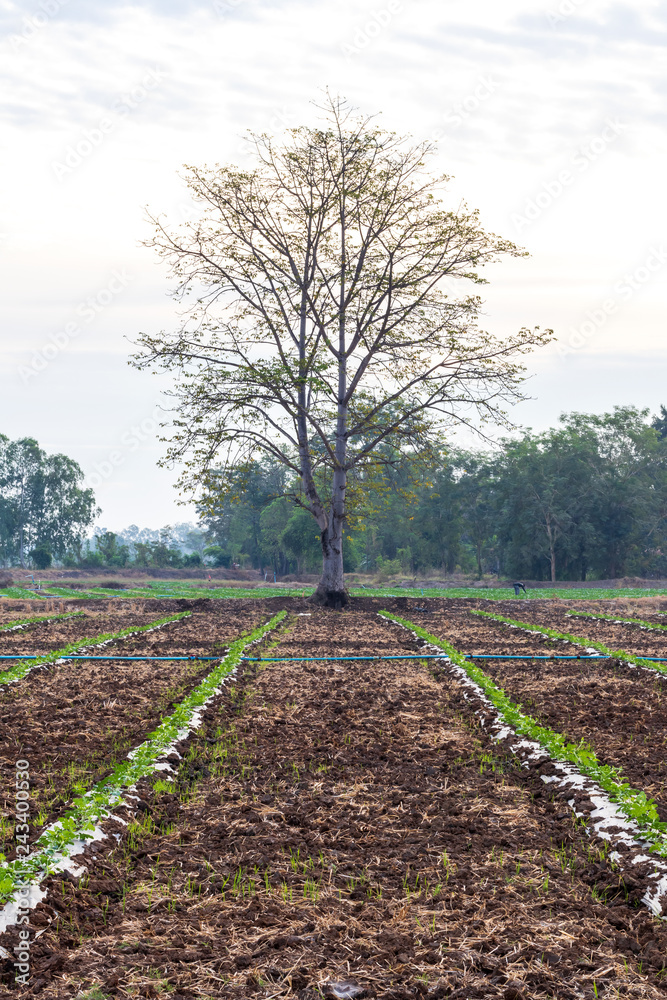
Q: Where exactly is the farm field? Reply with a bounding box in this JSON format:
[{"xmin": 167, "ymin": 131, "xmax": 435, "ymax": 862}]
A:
[
  {"xmin": 0, "ymin": 608, "xmax": 188, "ymax": 659},
  {"xmin": 0, "ymin": 603, "xmax": 269, "ymax": 663},
  {"xmin": 0, "ymin": 604, "xmax": 270, "ymax": 864},
  {"xmin": 415, "ymin": 602, "xmax": 667, "ymax": 821},
  {"xmin": 2, "ymin": 598, "xmax": 667, "ymax": 998},
  {"xmin": 6, "ymin": 582, "xmax": 667, "ymax": 604},
  {"xmin": 480, "ymin": 601, "xmax": 667, "ymax": 654}
]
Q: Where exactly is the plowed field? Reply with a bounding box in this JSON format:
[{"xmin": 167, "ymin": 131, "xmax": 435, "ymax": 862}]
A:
[
  {"xmin": 416, "ymin": 602, "xmax": 667, "ymax": 820},
  {"xmin": 486, "ymin": 601, "xmax": 667, "ymax": 658},
  {"xmin": 2, "ymin": 598, "xmax": 667, "ymax": 999},
  {"xmin": 0, "ymin": 603, "xmax": 270, "ymax": 864}
]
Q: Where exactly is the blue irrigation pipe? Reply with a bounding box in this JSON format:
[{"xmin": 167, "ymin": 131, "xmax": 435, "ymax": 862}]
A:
[
  {"xmin": 239, "ymin": 653, "xmax": 667, "ymax": 662},
  {"xmin": 2, "ymin": 653, "xmax": 667, "ymax": 663}
]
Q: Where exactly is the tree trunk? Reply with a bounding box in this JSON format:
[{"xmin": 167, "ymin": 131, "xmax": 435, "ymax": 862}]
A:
[
  {"xmin": 545, "ymin": 512, "xmax": 556, "ymax": 583},
  {"xmin": 311, "ymin": 179, "xmax": 350, "ymax": 609},
  {"xmin": 312, "ymin": 513, "xmax": 347, "ymax": 607},
  {"xmin": 19, "ymin": 479, "xmax": 27, "ymax": 569}
]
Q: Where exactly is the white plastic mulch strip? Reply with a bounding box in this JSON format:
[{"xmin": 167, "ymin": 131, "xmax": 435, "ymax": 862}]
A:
[
  {"xmin": 0, "ymin": 612, "xmax": 190, "ymax": 688},
  {"xmin": 0, "ymin": 611, "xmax": 285, "ymax": 938},
  {"xmin": 380, "ymin": 611, "xmax": 667, "ymax": 920}
]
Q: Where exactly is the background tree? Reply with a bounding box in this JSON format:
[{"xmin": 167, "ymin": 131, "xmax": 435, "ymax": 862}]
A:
[
  {"xmin": 134, "ymin": 95, "xmax": 551, "ymax": 604},
  {"xmin": 0, "ymin": 435, "xmax": 98, "ymax": 568},
  {"xmin": 456, "ymin": 454, "xmax": 496, "ymax": 579}
]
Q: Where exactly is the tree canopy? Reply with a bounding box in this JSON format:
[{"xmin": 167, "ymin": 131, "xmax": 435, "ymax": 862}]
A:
[
  {"xmin": 0, "ymin": 435, "xmax": 98, "ymax": 568},
  {"xmin": 198, "ymin": 407, "xmax": 667, "ymax": 583},
  {"xmin": 134, "ymin": 94, "xmax": 551, "ymax": 603}
]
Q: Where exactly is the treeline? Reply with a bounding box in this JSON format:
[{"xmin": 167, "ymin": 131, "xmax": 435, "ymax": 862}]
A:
[
  {"xmin": 5, "ymin": 406, "xmax": 667, "ymax": 581},
  {"xmin": 79, "ymin": 526, "xmax": 207, "ymax": 570},
  {"xmin": 200, "ymin": 406, "xmax": 667, "ymax": 582}
]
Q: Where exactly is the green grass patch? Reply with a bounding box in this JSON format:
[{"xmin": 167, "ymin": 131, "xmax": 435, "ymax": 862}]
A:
[
  {"xmin": 380, "ymin": 609, "xmax": 667, "ymax": 856},
  {"xmin": 0, "ymin": 587, "xmax": 48, "ymax": 600},
  {"xmin": 7, "ymin": 582, "xmax": 667, "ymax": 602},
  {"xmin": 40, "ymin": 586, "xmax": 106, "ymax": 599},
  {"xmin": 368, "ymin": 586, "xmax": 667, "ymax": 600},
  {"xmin": 0, "ymin": 611, "xmax": 286, "ymax": 904}
]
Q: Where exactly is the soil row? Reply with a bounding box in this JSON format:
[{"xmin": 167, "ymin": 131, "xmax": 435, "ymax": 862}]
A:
[
  {"xmin": 408, "ymin": 603, "xmax": 667, "ymax": 822},
  {"xmin": 486, "ymin": 600, "xmax": 667, "ymax": 657},
  {"xmin": 0, "ymin": 605, "xmax": 270, "ymax": 861},
  {"xmin": 0, "ymin": 609, "xmax": 183, "ymax": 657},
  {"xmin": 3, "ymin": 608, "xmax": 667, "ymax": 999}
]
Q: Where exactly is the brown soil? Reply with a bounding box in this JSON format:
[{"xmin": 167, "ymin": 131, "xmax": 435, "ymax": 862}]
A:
[
  {"xmin": 0, "ymin": 604, "xmax": 270, "ymax": 862},
  {"xmin": 0, "ymin": 609, "xmax": 185, "ymax": 657},
  {"xmin": 0, "ymin": 606, "xmax": 77, "ymax": 627},
  {"xmin": 418, "ymin": 603, "xmax": 667, "ymax": 820},
  {"xmin": 487, "ymin": 601, "xmax": 667, "ymax": 657},
  {"xmin": 3, "ymin": 606, "xmax": 667, "ymax": 998}
]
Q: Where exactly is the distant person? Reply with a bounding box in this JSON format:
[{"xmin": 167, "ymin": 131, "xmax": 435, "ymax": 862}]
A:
[{"xmin": 513, "ymin": 581, "xmax": 527, "ymax": 596}]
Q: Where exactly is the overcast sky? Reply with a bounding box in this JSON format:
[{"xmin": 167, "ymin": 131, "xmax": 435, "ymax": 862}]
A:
[{"xmin": 1, "ymin": 0, "xmax": 666, "ymax": 530}]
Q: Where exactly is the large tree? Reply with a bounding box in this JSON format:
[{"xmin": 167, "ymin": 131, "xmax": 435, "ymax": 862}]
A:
[{"xmin": 134, "ymin": 95, "xmax": 551, "ymax": 605}]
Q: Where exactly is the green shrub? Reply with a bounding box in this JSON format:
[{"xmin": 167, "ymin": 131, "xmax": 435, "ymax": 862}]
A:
[{"xmin": 30, "ymin": 545, "xmax": 52, "ymax": 569}]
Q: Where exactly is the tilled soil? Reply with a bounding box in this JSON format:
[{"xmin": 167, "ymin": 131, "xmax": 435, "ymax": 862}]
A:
[
  {"xmin": 409, "ymin": 603, "xmax": 667, "ymax": 821},
  {"xmin": 5, "ymin": 608, "xmax": 667, "ymax": 999},
  {"xmin": 0, "ymin": 608, "xmax": 75, "ymax": 628},
  {"xmin": 486, "ymin": 601, "xmax": 667, "ymax": 658},
  {"xmin": 0, "ymin": 605, "xmax": 270, "ymax": 861},
  {"xmin": 0, "ymin": 609, "xmax": 186, "ymax": 658}
]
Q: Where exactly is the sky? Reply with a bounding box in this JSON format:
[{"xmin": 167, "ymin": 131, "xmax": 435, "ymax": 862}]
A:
[{"xmin": 1, "ymin": 0, "xmax": 666, "ymax": 530}]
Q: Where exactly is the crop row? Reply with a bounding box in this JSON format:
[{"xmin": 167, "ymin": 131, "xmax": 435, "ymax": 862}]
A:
[
  {"xmin": 472, "ymin": 609, "xmax": 667, "ymax": 675},
  {"xmin": 0, "ymin": 612, "xmax": 191, "ymax": 687},
  {"xmin": 0, "ymin": 612, "xmax": 285, "ymax": 916},
  {"xmin": 0, "ymin": 613, "xmax": 83, "ymax": 634},
  {"xmin": 382, "ymin": 612, "xmax": 667, "ymax": 912}
]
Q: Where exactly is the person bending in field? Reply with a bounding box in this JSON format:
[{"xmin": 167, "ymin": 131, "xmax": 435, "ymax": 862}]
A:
[{"xmin": 513, "ymin": 582, "xmax": 527, "ymax": 596}]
